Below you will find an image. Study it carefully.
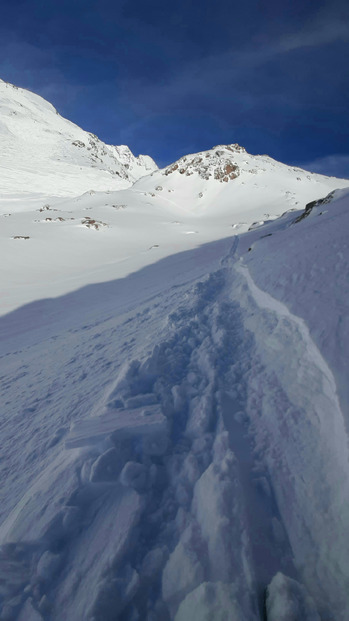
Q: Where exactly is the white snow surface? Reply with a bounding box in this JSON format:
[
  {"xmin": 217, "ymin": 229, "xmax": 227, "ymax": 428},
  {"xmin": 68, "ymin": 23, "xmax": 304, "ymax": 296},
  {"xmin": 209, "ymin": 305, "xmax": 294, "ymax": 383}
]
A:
[
  {"xmin": 1, "ymin": 81, "xmax": 349, "ymax": 620},
  {"xmin": 1, "ymin": 82, "xmax": 348, "ymax": 315},
  {"xmin": 0, "ymin": 79, "xmax": 157, "ymax": 200}
]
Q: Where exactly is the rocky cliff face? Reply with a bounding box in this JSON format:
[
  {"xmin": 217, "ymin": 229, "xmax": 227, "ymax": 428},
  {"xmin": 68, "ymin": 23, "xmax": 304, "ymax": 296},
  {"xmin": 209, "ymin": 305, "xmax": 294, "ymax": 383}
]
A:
[{"xmin": 163, "ymin": 144, "xmax": 244, "ymax": 182}]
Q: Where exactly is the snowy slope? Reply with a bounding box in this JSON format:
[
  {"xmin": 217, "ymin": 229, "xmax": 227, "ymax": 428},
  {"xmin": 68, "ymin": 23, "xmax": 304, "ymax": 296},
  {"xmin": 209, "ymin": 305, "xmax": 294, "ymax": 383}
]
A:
[
  {"xmin": 1, "ymin": 79, "xmax": 348, "ymax": 316},
  {"xmin": 133, "ymin": 142, "xmax": 348, "ymax": 224},
  {"xmin": 0, "ymin": 190, "xmax": 349, "ymax": 620},
  {"xmin": 1, "ymin": 135, "xmax": 348, "ymax": 314},
  {"xmin": 0, "ymin": 79, "xmax": 157, "ymax": 199},
  {"xmin": 1, "ymin": 81, "xmax": 349, "ymax": 620}
]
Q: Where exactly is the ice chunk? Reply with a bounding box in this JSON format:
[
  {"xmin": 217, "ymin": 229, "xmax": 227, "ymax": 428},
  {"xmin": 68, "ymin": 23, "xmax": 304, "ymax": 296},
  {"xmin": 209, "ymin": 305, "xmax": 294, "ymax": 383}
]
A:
[{"xmin": 266, "ymin": 572, "xmax": 320, "ymax": 620}]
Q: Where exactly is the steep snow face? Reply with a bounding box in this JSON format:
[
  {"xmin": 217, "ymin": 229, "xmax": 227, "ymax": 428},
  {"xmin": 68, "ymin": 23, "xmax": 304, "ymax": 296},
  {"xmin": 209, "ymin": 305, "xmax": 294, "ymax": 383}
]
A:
[
  {"xmin": 0, "ymin": 80, "xmax": 157, "ymax": 198},
  {"xmin": 239, "ymin": 187, "xmax": 349, "ymax": 429}
]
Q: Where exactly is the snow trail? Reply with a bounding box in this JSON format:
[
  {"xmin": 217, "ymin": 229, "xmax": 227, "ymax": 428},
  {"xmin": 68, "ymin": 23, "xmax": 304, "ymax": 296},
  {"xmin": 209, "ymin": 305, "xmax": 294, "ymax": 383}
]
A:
[{"xmin": 0, "ymin": 237, "xmax": 348, "ymax": 619}]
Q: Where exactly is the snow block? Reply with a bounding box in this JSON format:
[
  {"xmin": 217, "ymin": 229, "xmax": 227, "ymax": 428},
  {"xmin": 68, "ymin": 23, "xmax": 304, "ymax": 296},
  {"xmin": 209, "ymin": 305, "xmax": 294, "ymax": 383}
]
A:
[
  {"xmin": 88, "ymin": 565, "xmax": 140, "ymax": 621},
  {"xmin": 61, "ymin": 506, "xmax": 81, "ymax": 535},
  {"xmin": 65, "ymin": 404, "xmax": 168, "ymax": 454},
  {"xmin": 37, "ymin": 550, "xmax": 62, "ymax": 582},
  {"xmin": 89, "ymin": 447, "xmax": 123, "ymax": 482},
  {"xmin": 174, "ymin": 581, "xmax": 246, "ymax": 621},
  {"xmin": 185, "ymin": 390, "xmax": 215, "ymax": 439},
  {"xmin": 120, "ymin": 462, "xmax": 147, "ymax": 492},
  {"xmin": 162, "ymin": 524, "xmax": 205, "ymax": 615},
  {"xmin": 265, "ymin": 572, "xmax": 320, "ymax": 621},
  {"xmin": 192, "ymin": 439, "xmax": 241, "ymax": 583},
  {"xmin": 141, "ymin": 546, "xmax": 168, "ymax": 580},
  {"xmin": 17, "ymin": 598, "xmax": 43, "ymax": 621},
  {"xmin": 125, "ymin": 393, "xmax": 158, "ymax": 409}
]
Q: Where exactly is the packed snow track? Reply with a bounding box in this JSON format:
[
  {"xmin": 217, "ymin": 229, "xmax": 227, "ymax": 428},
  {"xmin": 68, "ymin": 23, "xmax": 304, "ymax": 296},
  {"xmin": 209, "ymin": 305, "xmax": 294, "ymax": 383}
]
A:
[{"xmin": 1, "ymin": 227, "xmax": 349, "ymax": 621}]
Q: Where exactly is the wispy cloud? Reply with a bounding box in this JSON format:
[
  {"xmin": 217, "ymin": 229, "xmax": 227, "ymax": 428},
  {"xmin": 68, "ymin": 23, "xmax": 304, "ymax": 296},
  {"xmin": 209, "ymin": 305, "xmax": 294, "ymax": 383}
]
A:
[
  {"xmin": 118, "ymin": 8, "xmax": 349, "ymax": 120},
  {"xmin": 300, "ymin": 154, "xmax": 349, "ymax": 180},
  {"xmin": 279, "ymin": 13, "xmax": 349, "ymax": 52},
  {"xmin": 0, "ymin": 38, "xmax": 82, "ymax": 110}
]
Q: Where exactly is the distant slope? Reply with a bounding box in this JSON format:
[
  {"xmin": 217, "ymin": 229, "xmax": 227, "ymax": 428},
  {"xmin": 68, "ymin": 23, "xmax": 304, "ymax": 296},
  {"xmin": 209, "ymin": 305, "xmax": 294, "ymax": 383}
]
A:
[
  {"xmin": 134, "ymin": 143, "xmax": 349, "ymax": 226},
  {"xmin": 0, "ymin": 79, "xmax": 157, "ymax": 198},
  {"xmin": 0, "ymin": 81, "xmax": 348, "ymax": 315}
]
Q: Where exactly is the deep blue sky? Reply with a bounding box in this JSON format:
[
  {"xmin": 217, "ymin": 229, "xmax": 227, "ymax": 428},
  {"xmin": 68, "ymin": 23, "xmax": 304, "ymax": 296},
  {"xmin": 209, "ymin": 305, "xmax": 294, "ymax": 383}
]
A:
[{"xmin": 1, "ymin": 0, "xmax": 349, "ymax": 176}]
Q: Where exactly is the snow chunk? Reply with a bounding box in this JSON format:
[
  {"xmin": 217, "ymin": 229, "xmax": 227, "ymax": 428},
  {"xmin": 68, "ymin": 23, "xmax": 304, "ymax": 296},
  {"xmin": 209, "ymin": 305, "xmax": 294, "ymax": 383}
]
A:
[
  {"xmin": 162, "ymin": 523, "xmax": 205, "ymax": 615},
  {"xmin": 120, "ymin": 462, "xmax": 147, "ymax": 492},
  {"xmin": 17, "ymin": 598, "xmax": 43, "ymax": 621},
  {"xmin": 89, "ymin": 447, "xmax": 123, "ymax": 482},
  {"xmin": 66, "ymin": 404, "xmax": 167, "ymax": 453},
  {"xmin": 88, "ymin": 565, "xmax": 139, "ymax": 621},
  {"xmin": 175, "ymin": 581, "xmax": 245, "ymax": 621},
  {"xmin": 141, "ymin": 546, "xmax": 168, "ymax": 579},
  {"xmin": 266, "ymin": 572, "xmax": 320, "ymax": 621},
  {"xmin": 37, "ymin": 550, "xmax": 62, "ymax": 582}
]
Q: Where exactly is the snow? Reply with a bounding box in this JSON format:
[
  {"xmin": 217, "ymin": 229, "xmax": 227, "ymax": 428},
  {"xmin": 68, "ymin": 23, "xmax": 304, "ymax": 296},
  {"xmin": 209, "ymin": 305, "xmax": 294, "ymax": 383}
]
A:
[
  {"xmin": 1, "ymin": 80, "xmax": 349, "ymax": 620},
  {"xmin": 265, "ymin": 572, "xmax": 320, "ymax": 621},
  {"xmin": 1, "ymin": 90, "xmax": 348, "ymax": 315},
  {"xmin": 0, "ymin": 80, "xmax": 157, "ymax": 199},
  {"xmin": 175, "ymin": 582, "xmax": 245, "ymax": 621}
]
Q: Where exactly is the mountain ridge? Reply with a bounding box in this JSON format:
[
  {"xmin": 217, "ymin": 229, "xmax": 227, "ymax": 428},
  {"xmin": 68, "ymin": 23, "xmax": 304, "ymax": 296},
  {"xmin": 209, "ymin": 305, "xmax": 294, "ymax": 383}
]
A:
[
  {"xmin": 1, "ymin": 79, "xmax": 348, "ymax": 314},
  {"xmin": 0, "ymin": 79, "xmax": 158, "ymax": 198}
]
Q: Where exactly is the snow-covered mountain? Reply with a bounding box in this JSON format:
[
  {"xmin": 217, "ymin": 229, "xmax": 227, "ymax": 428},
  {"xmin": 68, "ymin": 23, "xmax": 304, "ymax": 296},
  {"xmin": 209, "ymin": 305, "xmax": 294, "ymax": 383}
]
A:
[
  {"xmin": 1, "ymin": 81, "xmax": 349, "ymax": 621},
  {"xmin": 0, "ymin": 79, "xmax": 157, "ymax": 198},
  {"xmin": 1, "ymin": 83, "xmax": 348, "ymax": 315},
  {"xmin": 133, "ymin": 142, "xmax": 347, "ymax": 222}
]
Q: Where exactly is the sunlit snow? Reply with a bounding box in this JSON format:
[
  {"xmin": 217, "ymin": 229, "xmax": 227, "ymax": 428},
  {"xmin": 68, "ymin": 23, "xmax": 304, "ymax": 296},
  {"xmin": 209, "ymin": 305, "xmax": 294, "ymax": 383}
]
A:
[{"xmin": 1, "ymin": 79, "xmax": 349, "ymax": 621}]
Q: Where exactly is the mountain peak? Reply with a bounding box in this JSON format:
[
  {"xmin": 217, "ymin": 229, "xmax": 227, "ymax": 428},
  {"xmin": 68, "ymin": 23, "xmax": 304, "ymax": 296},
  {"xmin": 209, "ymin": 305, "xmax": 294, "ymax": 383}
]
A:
[
  {"xmin": 0, "ymin": 79, "xmax": 158, "ymax": 197},
  {"xmin": 162, "ymin": 144, "xmax": 247, "ymax": 183}
]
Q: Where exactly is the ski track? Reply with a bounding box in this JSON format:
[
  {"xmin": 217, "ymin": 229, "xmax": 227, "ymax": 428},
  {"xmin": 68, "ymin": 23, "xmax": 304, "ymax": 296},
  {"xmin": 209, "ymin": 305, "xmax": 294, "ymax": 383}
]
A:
[{"xmin": 0, "ymin": 239, "xmax": 348, "ymax": 620}]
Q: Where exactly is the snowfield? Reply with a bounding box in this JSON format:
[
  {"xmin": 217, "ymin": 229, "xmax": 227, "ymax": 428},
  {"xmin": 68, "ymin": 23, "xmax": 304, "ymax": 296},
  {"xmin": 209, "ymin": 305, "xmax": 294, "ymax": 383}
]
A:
[{"xmin": 1, "ymin": 81, "xmax": 349, "ymax": 620}]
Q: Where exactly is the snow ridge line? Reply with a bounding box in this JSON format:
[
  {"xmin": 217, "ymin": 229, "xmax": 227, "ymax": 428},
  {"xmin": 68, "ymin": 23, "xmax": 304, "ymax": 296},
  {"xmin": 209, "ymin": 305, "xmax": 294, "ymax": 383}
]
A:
[
  {"xmin": 236, "ymin": 260, "xmax": 340, "ymax": 405},
  {"xmin": 232, "ymin": 258, "xmax": 349, "ymax": 620}
]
